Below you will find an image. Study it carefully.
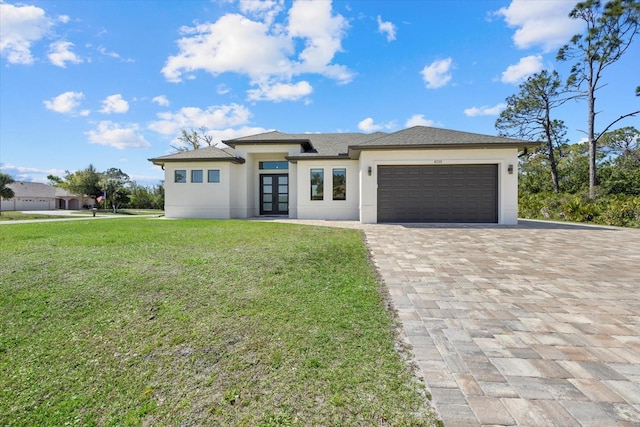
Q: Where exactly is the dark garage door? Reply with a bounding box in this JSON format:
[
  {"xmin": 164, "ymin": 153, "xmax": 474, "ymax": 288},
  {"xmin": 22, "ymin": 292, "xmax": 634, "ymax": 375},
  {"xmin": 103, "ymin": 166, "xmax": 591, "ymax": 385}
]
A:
[{"xmin": 377, "ymin": 164, "xmax": 498, "ymax": 223}]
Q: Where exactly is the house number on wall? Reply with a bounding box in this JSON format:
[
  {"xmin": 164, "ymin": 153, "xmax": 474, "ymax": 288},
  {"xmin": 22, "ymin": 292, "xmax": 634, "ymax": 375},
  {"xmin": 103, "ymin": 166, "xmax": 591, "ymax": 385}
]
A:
[{"xmin": 433, "ymin": 160, "xmax": 443, "ymax": 164}]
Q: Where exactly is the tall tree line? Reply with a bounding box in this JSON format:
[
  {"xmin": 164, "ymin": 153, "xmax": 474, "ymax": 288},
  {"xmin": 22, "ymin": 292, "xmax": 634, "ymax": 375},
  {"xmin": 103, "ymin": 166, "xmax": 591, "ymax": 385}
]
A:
[{"xmin": 497, "ymin": 0, "xmax": 639, "ymax": 197}]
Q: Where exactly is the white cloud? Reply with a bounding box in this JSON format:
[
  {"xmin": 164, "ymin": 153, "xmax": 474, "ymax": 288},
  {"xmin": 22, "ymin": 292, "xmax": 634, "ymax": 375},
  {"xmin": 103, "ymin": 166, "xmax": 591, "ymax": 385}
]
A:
[
  {"xmin": 152, "ymin": 95, "xmax": 170, "ymax": 107},
  {"xmin": 86, "ymin": 121, "xmax": 150, "ymax": 150},
  {"xmin": 43, "ymin": 91, "xmax": 85, "ymax": 114},
  {"xmin": 48, "ymin": 40, "xmax": 82, "ymax": 67},
  {"xmin": 288, "ymin": 0, "xmax": 352, "ymax": 82},
  {"xmin": 357, "ymin": 117, "xmax": 395, "ymax": 133},
  {"xmin": 405, "ymin": 114, "xmax": 435, "ymax": 127},
  {"xmin": 161, "ymin": 1, "xmax": 352, "ymax": 101},
  {"xmin": 496, "ymin": 0, "xmax": 584, "ymax": 52},
  {"xmin": 464, "ymin": 103, "xmax": 507, "ymax": 117},
  {"xmin": 0, "ymin": 163, "xmax": 66, "ymax": 183},
  {"xmin": 0, "ymin": 3, "xmax": 52, "ymax": 64},
  {"xmin": 247, "ymin": 80, "xmax": 312, "ymax": 102},
  {"xmin": 97, "ymin": 46, "xmax": 134, "ymax": 62},
  {"xmin": 217, "ymin": 84, "xmax": 231, "ymax": 95},
  {"xmin": 501, "ymin": 55, "xmax": 543, "ymax": 84},
  {"xmin": 148, "ymin": 104, "xmax": 251, "ymax": 136},
  {"xmin": 100, "ymin": 94, "xmax": 129, "ymax": 114},
  {"xmin": 377, "ymin": 15, "xmax": 396, "ymax": 42},
  {"xmin": 421, "ymin": 58, "xmax": 453, "ymax": 89},
  {"xmin": 358, "ymin": 118, "xmax": 381, "ymax": 132},
  {"xmin": 162, "ymin": 14, "xmax": 292, "ymax": 82},
  {"xmin": 238, "ymin": 0, "xmax": 284, "ymax": 26}
]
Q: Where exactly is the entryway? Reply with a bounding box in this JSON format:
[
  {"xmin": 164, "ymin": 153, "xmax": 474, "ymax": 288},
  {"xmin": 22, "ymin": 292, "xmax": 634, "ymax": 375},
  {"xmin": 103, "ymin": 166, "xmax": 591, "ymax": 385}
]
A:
[{"xmin": 260, "ymin": 174, "xmax": 288, "ymax": 215}]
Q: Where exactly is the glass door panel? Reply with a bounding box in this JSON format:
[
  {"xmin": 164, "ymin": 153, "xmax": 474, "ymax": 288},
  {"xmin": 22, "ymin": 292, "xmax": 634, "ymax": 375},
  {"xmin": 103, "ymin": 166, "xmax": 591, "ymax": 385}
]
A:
[{"xmin": 260, "ymin": 174, "xmax": 288, "ymax": 215}]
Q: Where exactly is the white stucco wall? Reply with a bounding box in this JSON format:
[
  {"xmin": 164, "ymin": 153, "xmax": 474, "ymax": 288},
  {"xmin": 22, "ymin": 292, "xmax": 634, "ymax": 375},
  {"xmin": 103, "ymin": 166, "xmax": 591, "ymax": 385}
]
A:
[
  {"xmin": 358, "ymin": 148, "xmax": 520, "ymax": 224},
  {"xmin": 295, "ymin": 160, "xmax": 360, "ymax": 220},
  {"xmin": 163, "ymin": 162, "xmax": 233, "ymax": 219}
]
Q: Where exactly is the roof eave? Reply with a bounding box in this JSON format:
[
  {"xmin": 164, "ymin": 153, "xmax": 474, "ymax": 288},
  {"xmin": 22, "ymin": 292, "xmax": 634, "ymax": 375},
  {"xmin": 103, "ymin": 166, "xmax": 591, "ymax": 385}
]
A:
[
  {"xmin": 348, "ymin": 142, "xmax": 539, "ymax": 156},
  {"xmin": 148, "ymin": 157, "xmax": 246, "ymax": 165},
  {"xmin": 285, "ymin": 154, "xmax": 352, "ymax": 163}
]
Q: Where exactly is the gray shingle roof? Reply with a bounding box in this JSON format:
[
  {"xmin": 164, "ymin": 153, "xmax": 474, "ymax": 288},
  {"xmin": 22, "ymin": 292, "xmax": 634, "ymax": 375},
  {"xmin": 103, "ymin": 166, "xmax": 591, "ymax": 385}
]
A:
[
  {"xmin": 148, "ymin": 126, "xmax": 536, "ymax": 166},
  {"xmin": 351, "ymin": 126, "xmax": 535, "ymax": 149},
  {"xmin": 7, "ymin": 182, "xmax": 80, "ymax": 198},
  {"xmin": 148, "ymin": 146, "xmax": 244, "ymax": 165},
  {"xmin": 225, "ymin": 131, "xmax": 387, "ymax": 157}
]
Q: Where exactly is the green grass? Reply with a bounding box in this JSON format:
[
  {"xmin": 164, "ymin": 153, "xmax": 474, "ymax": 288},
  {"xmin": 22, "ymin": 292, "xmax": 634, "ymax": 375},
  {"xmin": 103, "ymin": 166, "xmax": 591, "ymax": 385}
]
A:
[{"xmin": 0, "ymin": 219, "xmax": 438, "ymax": 426}]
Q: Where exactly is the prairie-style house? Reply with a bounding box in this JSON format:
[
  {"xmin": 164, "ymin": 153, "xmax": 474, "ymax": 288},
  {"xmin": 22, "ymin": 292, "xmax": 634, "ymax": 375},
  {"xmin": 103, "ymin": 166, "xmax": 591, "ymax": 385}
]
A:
[{"xmin": 148, "ymin": 126, "xmax": 535, "ymax": 224}]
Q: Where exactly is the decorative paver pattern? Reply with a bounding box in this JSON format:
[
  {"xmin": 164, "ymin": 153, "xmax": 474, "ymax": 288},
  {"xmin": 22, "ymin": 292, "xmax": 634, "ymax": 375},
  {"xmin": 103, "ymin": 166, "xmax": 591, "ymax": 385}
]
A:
[
  {"xmin": 261, "ymin": 218, "xmax": 640, "ymax": 425},
  {"xmin": 364, "ymin": 221, "xmax": 640, "ymax": 426}
]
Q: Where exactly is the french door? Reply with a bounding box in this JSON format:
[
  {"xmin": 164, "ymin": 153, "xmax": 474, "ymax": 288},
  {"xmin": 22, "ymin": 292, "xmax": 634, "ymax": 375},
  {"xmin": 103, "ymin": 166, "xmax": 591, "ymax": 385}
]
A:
[{"xmin": 260, "ymin": 174, "xmax": 288, "ymax": 215}]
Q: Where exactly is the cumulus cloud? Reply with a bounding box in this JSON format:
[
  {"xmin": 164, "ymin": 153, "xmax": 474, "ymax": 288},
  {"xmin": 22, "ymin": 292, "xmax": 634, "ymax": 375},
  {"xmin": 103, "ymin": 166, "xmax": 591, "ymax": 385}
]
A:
[
  {"xmin": 152, "ymin": 95, "xmax": 170, "ymax": 107},
  {"xmin": 86, "ymin": 121, "xmax": 150, "ymax": 150},
  {"xmin": 148, "ymin": 104, "xmax": 251, "ymax": 136},
  {"xmin": 247, "ymin": 80, "xmax": 312, "ymax": 102},
  {"xmin": 496, "ymin": 0, "xmax": 584, "ymax": 52},
  {"xmin": 43, "ymin": 91, "xmax": 85, "ymax": 114},
  {"xmin": 238, "ymin": 0, "xmax": 284, "ymax": 26},
  {"xmin": 501, "ymin": 55, "xmax": 543, "ymax": 84},
  {"xmin": 377, "ymin": 16, "xmax": 396, "ymax": 42},
  {"xmin": 464, "ymin": 103, "xmax": 507, "ymax": 117},
  {"xmin": 0, "ymin": 2, "xmax": 52, "ymax": 64},
  {"xmin": 48, "ymin": 40, "xmax": 82, "ymax": 67},
  {"xmin": 100, "ymin": 94, "xmax": 129, "ymax": 114},
  {"xmin": 357, "ymin": 117, "xmax": 395, "ymax": 133},
  {"xmin": 421, "ymin": 58, "xmax": 453, "ymax": 89},
  {"xmin": 405, "ymin": 114, "xmax": 435, "ymax": 128},
  {"xmin": 162, "ymin": 14, "xmax": 292, "ymax": 82},
  {"xmin": 161, "ymin": 0, "xmax": 352, "ymax": 101}
]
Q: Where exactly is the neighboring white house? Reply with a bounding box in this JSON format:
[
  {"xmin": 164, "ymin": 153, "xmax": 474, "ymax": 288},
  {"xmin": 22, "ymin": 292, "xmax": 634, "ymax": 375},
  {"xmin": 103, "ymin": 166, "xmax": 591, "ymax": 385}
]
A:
[
  {"xmin": 148, "ymin": 126, "xmax": 537, "ymax": 224},
  {"xmin": 1, "ymin": 181, "xmax": 93, "ymax": 211}
]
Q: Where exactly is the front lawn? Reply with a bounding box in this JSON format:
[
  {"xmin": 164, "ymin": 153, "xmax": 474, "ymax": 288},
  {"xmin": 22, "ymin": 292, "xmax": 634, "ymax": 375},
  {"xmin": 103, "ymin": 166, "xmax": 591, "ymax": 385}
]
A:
[{"xmin": 0, "ymin": 219, "xmax": 437, "ymax": 426}]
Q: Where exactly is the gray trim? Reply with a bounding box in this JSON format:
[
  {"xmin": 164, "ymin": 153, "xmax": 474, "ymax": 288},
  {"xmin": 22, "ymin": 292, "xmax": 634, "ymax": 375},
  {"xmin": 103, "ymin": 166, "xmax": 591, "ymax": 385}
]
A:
[{"xmin": 149, "ymin": 157, "xmax": 245, "ymax": 165}]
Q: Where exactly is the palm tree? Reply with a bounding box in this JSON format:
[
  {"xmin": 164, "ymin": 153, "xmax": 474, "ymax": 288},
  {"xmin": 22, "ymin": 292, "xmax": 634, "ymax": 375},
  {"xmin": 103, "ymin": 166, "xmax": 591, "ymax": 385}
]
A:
[{"xmin": 0, "ymin": 173, "xmax": 16, "ymax": 215}]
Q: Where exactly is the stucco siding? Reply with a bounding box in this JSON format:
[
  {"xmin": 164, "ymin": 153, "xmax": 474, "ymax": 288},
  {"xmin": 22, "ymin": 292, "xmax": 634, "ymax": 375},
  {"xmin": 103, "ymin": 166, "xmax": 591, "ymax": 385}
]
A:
[
  {"xmin": 295, "ymin": 160, "xmax": 360, "ymax": 220},
  {"xmin": 163, "ymin": 163, "xmax": 232, "ymax": 219}
]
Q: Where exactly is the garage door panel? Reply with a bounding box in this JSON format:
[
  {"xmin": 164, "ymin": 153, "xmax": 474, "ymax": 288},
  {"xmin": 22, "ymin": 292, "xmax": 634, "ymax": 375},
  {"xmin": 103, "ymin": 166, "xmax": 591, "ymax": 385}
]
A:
[{"xmin": 377, "ymin": 164, "xmax": 498, "ymax": 223}]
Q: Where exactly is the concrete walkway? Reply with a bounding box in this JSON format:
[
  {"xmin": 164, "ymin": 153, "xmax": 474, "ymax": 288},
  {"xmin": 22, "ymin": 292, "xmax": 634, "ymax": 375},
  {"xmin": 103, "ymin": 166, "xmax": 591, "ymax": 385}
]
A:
[
  {"xmin": 269, "ymin": 219, "xmax": 640, "ymax": 426},
  {"xmin": 0, "ymin": 210, "xmax": 162, "ymax": 224}
]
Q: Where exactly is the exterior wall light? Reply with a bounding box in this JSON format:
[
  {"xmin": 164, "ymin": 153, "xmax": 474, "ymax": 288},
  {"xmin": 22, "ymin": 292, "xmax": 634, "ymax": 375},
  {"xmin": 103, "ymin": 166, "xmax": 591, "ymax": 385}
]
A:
[
  {"xmin": 368, "ymin": 166, "xmax": 372, "ymax": 176},
  {"xmin": 508, "ymin": 164, "xmax": 514, "ymax": 174}
]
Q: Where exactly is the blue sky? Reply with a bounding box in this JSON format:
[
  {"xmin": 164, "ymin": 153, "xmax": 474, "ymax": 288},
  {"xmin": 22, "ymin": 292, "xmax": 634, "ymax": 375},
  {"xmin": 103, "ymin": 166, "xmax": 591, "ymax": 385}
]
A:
[{"xmin": 1, "ymin": 0, "xmax": 638, "ymax": 185}]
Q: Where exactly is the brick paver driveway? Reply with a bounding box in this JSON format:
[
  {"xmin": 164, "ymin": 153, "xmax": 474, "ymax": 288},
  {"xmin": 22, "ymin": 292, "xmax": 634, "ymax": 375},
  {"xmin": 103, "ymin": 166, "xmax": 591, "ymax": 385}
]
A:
[{"xmin": 365, "ymin": 221, "xmax": 640, "ymax": 426}]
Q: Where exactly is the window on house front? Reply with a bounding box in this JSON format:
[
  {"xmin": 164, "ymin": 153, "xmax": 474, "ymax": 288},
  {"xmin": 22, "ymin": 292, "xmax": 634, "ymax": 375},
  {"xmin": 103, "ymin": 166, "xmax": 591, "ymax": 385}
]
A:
[
  {"xmin": 175, "ymin": 170, "xmax": 186, "ymax": 183},
  {"xmin": 333, "ymin": 168, "xmax": 346, "ymax": 200},
  {"xmin": 310, "ymin": 169, "xmax": 324, "ymax": 200},
  {"xmin": 191, "ymin": 170, "xmax": 203, "ymax": 183},
  {"xmin": 259, "ymin": 161, "xmax": 288, "ymax": 170},
  {"xmin": 208, "ymin": 170, "xmax": 220, "ymax": 183}
]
